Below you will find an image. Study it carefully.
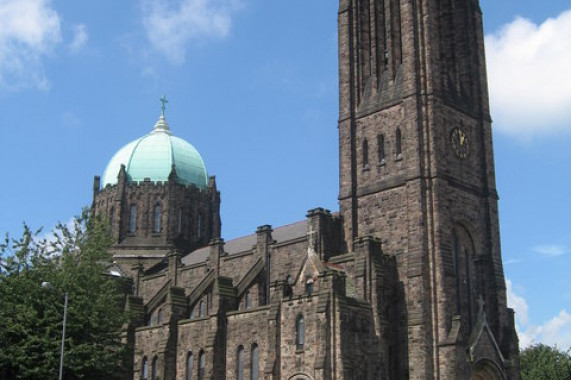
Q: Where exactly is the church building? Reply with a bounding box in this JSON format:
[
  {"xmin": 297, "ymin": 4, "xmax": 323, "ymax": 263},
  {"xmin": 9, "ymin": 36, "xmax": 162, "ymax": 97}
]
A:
[{"xmin": 92, "ymin": 0, "xmax": 521, "ymax": 378}]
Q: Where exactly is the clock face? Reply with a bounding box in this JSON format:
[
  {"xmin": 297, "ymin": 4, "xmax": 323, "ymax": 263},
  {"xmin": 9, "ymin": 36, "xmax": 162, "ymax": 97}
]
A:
[{"xmin": 450, "ymin": 127, "xmax": 470, "ymax": 159}]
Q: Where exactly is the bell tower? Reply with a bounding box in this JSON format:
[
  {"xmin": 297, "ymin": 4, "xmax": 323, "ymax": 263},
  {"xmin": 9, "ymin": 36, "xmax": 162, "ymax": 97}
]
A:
[{"xmin": 338, "ymin": 0, "xmax": 520, "ymax": 378}]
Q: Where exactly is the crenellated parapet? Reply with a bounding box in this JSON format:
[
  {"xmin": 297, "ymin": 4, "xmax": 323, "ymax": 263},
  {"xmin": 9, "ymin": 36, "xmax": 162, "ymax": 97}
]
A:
[
  {"xmin": 305, "ymin": 207, "xmax": 345, "ymax": 261},
  {"xmin": 93, "ymin": 168, "xmax": 221, "ymax": 268}
]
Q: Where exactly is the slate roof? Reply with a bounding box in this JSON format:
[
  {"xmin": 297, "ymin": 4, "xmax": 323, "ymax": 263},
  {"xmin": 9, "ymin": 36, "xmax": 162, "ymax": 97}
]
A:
[
  {"xmin": 181, "ymin": 246, "xmax": 209, "ymax": 266},
  {"xmin": 181, "ymin": 219, "xmax": 307, "ymax": 266}
]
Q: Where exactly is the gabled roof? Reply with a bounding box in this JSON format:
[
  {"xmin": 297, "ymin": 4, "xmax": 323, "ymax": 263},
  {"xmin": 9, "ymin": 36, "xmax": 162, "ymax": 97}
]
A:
[
  {"xmin": 181, "ymin": 246, "xmax": 210, "ymax": 266},
  {"xmin": 181, "ymin": 219, "xmax": 307, "ymax": 266},
  {"xmin": 145, "ymin": 279, "xmax": 171, "ymax": 313},
  {"xmin": 236, "ymin": 258, "xmax": 264, "ymax": 297},
  {"xmin": 187, "ymin": 270, "xmax": 215, "ymax": 307}
]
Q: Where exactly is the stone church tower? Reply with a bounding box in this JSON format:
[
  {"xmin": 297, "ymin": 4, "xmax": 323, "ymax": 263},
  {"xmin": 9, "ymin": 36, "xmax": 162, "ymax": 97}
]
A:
[
  {"xmin": 90, "ymin": 1, "xmax": 520, "ymax": 379},
  {"xmin": 338, "ymin": 0, "xmax": 520, "ymax": 378},
  {"xmin": 93, "ymin": 113, "xmax": 221, "ymax": 278}
]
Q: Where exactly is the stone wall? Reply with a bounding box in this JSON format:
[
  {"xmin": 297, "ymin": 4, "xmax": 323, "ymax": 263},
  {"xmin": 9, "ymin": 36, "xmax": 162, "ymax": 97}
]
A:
[
  {"xmin": 93, "ymin": 169, "xmax": 221, "ymax": 265},
  {"xmin": 337, "ymin": 0, "xmax": 520, "ymax": 378},
  {"xmin": 107, "ymin": 1, "xmax": 522, "ymax": 379}
]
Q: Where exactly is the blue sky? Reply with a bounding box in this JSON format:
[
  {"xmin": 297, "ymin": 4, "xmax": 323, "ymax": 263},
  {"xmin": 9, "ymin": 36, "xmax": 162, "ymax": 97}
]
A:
[{"xmin": 1, "ymin": 0, "xmax": 570, "ymax": 349}]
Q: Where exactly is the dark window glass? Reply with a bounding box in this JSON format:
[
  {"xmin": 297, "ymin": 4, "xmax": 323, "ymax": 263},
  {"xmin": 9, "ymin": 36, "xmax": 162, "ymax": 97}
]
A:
[
  {"xmin": 199, "ymin": 300, "xmax": 204, "ymax": 317},
  {"xmin": 157, "ymin": 309, "xmax": 162, "ymax": 324},
  {"xmin": 296, "ymin": 315, "xmax": 304, "ymax": 348},
  {"xmin": 129, "ymin": 205, "xmax": 137, "ymax": 232},
  {"xmin": 151, "ymin": 357, "xmax": 158, "ymax": 380},
  {"xmin": 198, "ymin": 351, "xmax": 205, "ymax": 380},
  {"xmin": 237, "ymin": 346, "xmax": 245, "ymax": 380},
  {"xmin": 153, "ymin": 204, "xmax": 161, "ymax": 232},
  {"xmin": 251, "ymin": 344, "xmax": 259, "ymax": 380},
  {"xmin": 142, "ymin": 357, "xmax": 148, "ymax": 380},
  {"xmin": 186, "ymin": 353, "xmax": 194, "ymax": 380},
  {"xmin": 306, "ymin": 280, "xmax": 314, "ymax": 296},
  {"xmin": 452, "ymin": 231, "xmax": 460, "ymax": 313},
  {"xmin": 396, "ymin": 128, "xmax": 402, "ymax": 157},
  {"xmin": 363, "ymin": 138, "xmax": 369, "ymax": 168},
  {"xmin": 377, "ymin": 134, "xmax": 385, "ymax": 162},
  {"xmin": 245, "ymin": 290, "xmax": 251, "ymax": 309}
]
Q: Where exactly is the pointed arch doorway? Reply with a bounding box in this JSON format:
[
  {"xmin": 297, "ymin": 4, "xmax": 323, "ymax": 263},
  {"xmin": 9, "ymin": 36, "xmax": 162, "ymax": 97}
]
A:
[{"xmin": 470, "ymin": 359, "xmax": 505, "ymax": 380}]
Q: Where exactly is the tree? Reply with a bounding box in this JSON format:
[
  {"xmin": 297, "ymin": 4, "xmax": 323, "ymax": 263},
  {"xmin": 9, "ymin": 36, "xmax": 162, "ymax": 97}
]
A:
[
  {"xmin": 0, "ymin": 210, "xmax": 131, "ymax": 380},
  {"xmin": 520, "ymin": 343, "xmax": 571, "ymax": 380}
]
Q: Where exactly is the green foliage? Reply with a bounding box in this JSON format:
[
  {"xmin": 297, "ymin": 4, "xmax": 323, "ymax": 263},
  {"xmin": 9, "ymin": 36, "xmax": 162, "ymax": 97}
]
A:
[
  {"xmin": 0, "ymin": 210, "xmax": 131, "ymax": 379},
  {"xmin": 520, "ymin": 344, "xmax": 571, "ymax": 380}
]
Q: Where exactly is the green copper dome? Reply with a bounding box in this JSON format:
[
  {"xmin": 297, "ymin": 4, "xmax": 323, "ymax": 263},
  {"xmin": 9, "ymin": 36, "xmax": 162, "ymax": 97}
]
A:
[{"xmin": 101, "ymin": 115, "xmax": 208, "ymax": 189}]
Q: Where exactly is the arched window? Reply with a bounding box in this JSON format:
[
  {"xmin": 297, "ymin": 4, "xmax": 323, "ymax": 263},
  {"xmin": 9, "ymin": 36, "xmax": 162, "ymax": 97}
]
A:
[
  {"xmin": 305, "ymin": 279, "xmax": 314, "ymax": 296},
  {"xmin": 198, "ymin": 300, "xmax": 204, "ymax": 318},
  {"xmin": 151, "ymin": 357, "xmax": 158, "ymax": 380},
  {"xmin": 451, "ymin": 226, "xmax": 477, "ymax": 331},
  {"xmin": 250, "ymin": 344, "xmax": 259, "ymax": 380},
  {"xmin": 153, "ymin": 204, "xmax": 162, "ymax": 232},
  {"xmin": 186, "ymin": 352, "xmax": 194, "ymax": 380},
  {"xmin": 395, "ymin": 128, "xmax": 402, "ymax": 157},
  {"xmin": 390, "ymin": 0, "xmax": 403, "ymax": 67},
  {"xmin": 129, "ymin": 204, "xmax": 137, "ymax": 232},
  {"xmin": 296, "ymin": 315, "xmax": 304, "ymax": 349},
  {"xmin": 377, "ymin": 134, "xmax": 386, "ymax": 163},
  {"xmin": 142, "ymin": 357, "xmax": 149, "ymax": 380},
  {"xmin": 110, "ymin": 206, "xmax": 114, "ymax": 228},
  {"xmin": 149, "ymin": 313, "xmax": 155, "ymax": 327},
  {"xmin": 178, "ymin": 208, "xmax": 183, "ymax": 234},
  {"xmin": 198, "ymin": 351, "xmax": 205, "ymax": 380},
  {"xmin": 157, "ymin": 308, "xmax": 163, "ymax": 324},
  {"xmin": 362, "ymin": 138, "xmax": 369, "ymax": 168},
  {"xmin": 189, "ymin": 306, "xmax": 195, "ymax": 320},
  {"xmin": 452, "ymin": 231, "xmax": 460, "ymax": 313},
  {"xmin": 237, "ymin": 346, "xmax": 245, "ymax": 380},
  {"xmin": 245, "ymin": 290, "xmax": 251, "ymax": 309},
  {"xmin": 259, "ymin": 282, "xmax": 268, "ymax": 306}
]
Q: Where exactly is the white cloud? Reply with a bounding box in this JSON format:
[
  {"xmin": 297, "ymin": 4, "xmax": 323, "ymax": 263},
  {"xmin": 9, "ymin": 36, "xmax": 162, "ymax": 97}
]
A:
[
  {"xmin": 33, "ymin": 218, "xmax": 71, "ymax": 259},
  {"xmin": 519, "ymin": 310, "xmax": 571, "ymax": 351},
  {"xmin": 485, "ymin": 9, "xmax": 571, "ymax": 138},
  {"xmin": 0, "ymin": 0, "xmax": 62, "ymax": 90},
  {"xmin": 141, "ymin": 0, "xmax": 243, "ymax": 64},
  {"xmin": 532, "ymin": 244, "xmax": 568, "ymax": 257},
  {"xmin": 61, "ymin": 111, "xmax": 82, "ymax": 130},
  {"xmin": 141, "ymin": 66, "xmax": 157, "ymax": 77},
  {"xmin": 503, "ymin": 258, "xmax": 523, "ymax": 265},
  {"xmin": 534, "ymin": 310, "xmax": 571, "ymax": 350},
  {"xmin": 68, "ymin": 24, "xmax": 88, "ymax": 53},
  {"xmin": 507, "ymin": 279, "xmax": 571, "ymax": 350},
  {"xmin": 507, "ymin": 279, "xmax": 529, "ymax": 327}
]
